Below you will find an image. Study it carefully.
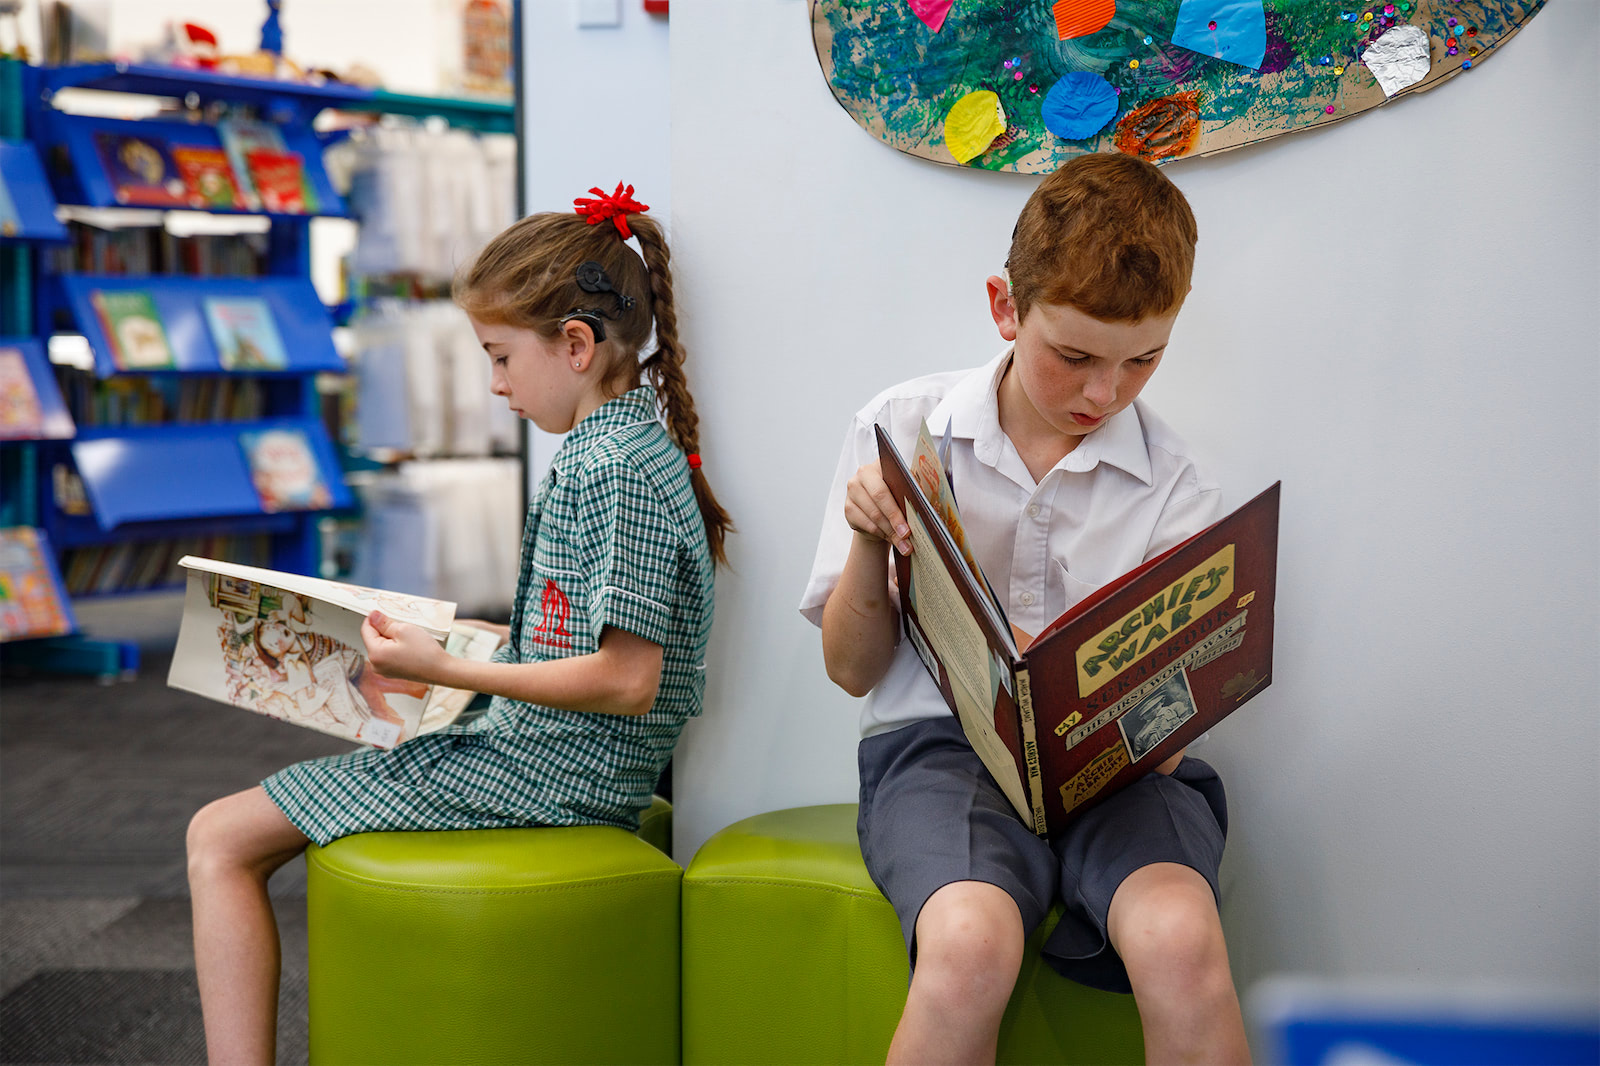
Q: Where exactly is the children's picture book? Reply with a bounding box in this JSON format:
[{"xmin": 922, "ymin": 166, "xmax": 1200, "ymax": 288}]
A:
[
  {"xmin": 0, "ymin": 527, "xmax": 76, "ymax": 643},
  {"xmin": 92, "ymin": 132, "xmax": 187, "ymax": 208},
  {"xmin": 168, "ymin": 557, "xmax": 488, "ymax": 748},
  {"xmin": 90, "ymin": 289, "xmax": 176, "ymax": 370},
  {"xmin": 0, "ymin": 171, "xmax": 18, "ymax": 237},
  {"xmin": 0, "ymin": 345, "xmax": 74, "ymax": 440},
  {"xmin": 204, "ymin": 296, "xmax": 288, "ymax": 370},
  {"xmin": 172, "ymin": 146, "xmax": 245, "ymax": 210},
  {"xmin": 877, "ymin": 421, "xmax": 1280, "ymax": 838},
  {"xmin": 217, "ymin": 118, "xmax": 283, "ymax": 210},
  {"xmin": 416, "ymin": 622, "xmax": 506, "ymax": 734},
  {"xmin": 238, "ymin": 427, "xmax": 334, "ymax": 512},
  {"xmin": 243, "ymin": 149, "xmax": 316, "ymax": 214}
]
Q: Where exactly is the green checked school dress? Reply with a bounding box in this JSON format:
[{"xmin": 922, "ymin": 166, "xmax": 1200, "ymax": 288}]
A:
[{"xmin": 263, "ymin": 386, "xmax": 714, "ymax": 846}]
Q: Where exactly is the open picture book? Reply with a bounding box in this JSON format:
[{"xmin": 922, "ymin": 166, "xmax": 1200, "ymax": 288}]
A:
[
  {"xmin": 877, "ymin": 421, "xmax": 1281, "ymax": 838},
  {"xmin": 168, "ymin": 558, "xmax": 502, "ymax": 749}
]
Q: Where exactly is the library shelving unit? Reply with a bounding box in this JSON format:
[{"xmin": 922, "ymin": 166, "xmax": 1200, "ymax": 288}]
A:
[
  {"xmin": 5, "ymin": 59, "xmax": 512, "ymax": 676},
  {"xmin": 1, "ymin": 57, "xmax": 124, "ymax": 676}
]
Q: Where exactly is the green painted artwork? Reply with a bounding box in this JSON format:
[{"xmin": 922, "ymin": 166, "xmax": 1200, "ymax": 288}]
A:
[{"xmin": 811, "ymin": 0, "xmax": 1545, "ymax": 171}]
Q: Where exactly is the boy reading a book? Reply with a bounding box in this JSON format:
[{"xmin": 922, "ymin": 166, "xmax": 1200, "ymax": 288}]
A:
[{"xmin": 800, "ymin": 153, "xmax": 1249, "ymax": 1064}]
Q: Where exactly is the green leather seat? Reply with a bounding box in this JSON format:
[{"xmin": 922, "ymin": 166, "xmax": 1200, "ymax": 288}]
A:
[
  {"xmin": 681, "ymin": 804, "xmax": 1145, "ymax": 1065},
  {"xmin": 306, "ymin": 797, "xmax": 680, "ymax": 1065}
]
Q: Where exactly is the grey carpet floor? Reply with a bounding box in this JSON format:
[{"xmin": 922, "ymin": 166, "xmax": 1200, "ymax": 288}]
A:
[{"xmin": 1, "ymin": 648, "xmax": 350, "ymax": 1065}]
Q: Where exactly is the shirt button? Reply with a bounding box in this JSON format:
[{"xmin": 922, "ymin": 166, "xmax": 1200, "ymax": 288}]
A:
[
  {"xmin": 1020, "ymin": 591, "xmax": 1035, "ymax": 606},
  {"xmin": 1028, "ymin": 504, "xmax": 1040, "ymax": 518}
]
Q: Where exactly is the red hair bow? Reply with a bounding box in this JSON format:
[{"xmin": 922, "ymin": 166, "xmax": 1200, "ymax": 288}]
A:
[{"xmin": 574, "ymin": 182, "xmax": 650, "ymax": 240}]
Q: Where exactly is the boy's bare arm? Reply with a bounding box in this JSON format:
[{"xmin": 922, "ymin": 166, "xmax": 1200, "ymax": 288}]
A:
[
  {"xmin": 821, "ymin": 459, "xmax": 911, "ymax": 697},
  {"xmin": 822, "ymin": 532, "xmax": 902, "ymax": 696}
]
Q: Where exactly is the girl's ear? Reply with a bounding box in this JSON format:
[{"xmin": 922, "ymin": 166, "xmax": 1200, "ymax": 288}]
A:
[
  {"xmin": 559, "ymin": 318, "xmax": 600, "ymax": 369},
  {"xmin": 986, "ymin": 275, "xmax": 1020, "ymax": 342}
]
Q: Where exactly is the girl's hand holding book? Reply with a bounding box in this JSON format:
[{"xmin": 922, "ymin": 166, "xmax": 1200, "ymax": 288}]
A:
[{"xmin": 362, "ymin": 609, "xmax": 450, "ymax": 685}]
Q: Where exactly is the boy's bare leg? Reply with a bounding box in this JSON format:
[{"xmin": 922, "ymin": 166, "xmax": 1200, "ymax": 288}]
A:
[
  {"xmin": 1108, "ymin": 862, "xmax": 1251, "ymax": 1066},
  {"xmin": 887, "ymin": 881, "xmax": 1025, "ymax": 1066},
  {"xmin": 187, "ymin": 787, "xmax": 310, "ymax": 1066}
]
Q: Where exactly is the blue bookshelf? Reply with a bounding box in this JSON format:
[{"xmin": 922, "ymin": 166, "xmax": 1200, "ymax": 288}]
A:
[
  {"xmin": 15, "ymin": 60, "xmax": 368, "ymax": 609},
  {"xmin": 2, "ymin": 58, "xmax": 520, "ymax": 678}
]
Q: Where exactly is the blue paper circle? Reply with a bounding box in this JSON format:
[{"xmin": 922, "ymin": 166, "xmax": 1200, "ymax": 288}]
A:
[{"xmin": 1041, "ymin": 72, "xmax": 1120, "ymax": 142}]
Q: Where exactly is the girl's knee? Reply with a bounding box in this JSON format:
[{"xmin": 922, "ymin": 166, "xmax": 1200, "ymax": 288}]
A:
[{"xmin": 186, "ymin": 790, "xmax": 303, "ymax": 883}]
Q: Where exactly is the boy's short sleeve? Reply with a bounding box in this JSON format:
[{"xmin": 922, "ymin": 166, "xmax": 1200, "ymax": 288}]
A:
[
  {"xmin": 574, "ymin": 461, "xmax": 681, "ymax": 648},
  {"xmin": 1143, "ymin": 481, "xmax": 1225, "ymax": 562},
  {"xmin": 797, "ymin": 413, "xmax": 878, "ymax": 628}
]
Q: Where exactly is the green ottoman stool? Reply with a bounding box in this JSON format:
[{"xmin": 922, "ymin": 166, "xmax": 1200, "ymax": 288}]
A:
[
  {"xmin": 682, "ymin": 804, "xmax": 1144, "ymax": 1065},
  {"xmin": 306, "ymin": 797, "xmax": 680, "ymax": 1065}
]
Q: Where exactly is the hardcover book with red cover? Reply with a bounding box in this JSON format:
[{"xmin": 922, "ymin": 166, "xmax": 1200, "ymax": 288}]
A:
[
  {"xmin": 877, "ymin": 422, "xmax": 1280, "ymax": 838},
  {"xmin": 172, "ymin": 146, "xmax": 245, "ymax": 210},
  {"xmin": 243, "ymin": 149, "xmax": 316, "ymax": 214}
]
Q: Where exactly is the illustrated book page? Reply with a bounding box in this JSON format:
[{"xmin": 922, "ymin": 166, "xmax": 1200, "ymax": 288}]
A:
[
  {"xmin": 168, "ymin": 558, "xmax": 458, "ymax": 748},
  {"xmin": 417, "ymin": 623, "xmax": 508, "ymax": 734}
]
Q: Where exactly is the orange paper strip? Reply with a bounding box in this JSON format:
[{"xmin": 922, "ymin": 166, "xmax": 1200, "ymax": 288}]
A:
[{"xmin": 1052, "ymin": 0, "xmax": 1115, "ymax": 40}]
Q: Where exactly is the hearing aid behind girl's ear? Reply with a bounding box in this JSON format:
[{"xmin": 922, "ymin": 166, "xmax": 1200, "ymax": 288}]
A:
[
  {"xmin": 558, "ymin": 310, "xmax": 608, "ymax": 343},
  {"xmin": 560, "ymin": 261, "xmax": 637, "ymax": 344}
]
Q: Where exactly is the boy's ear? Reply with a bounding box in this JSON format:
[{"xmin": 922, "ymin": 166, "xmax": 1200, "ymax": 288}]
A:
[{"xmin": 986, "ymin": 274, "xmax": 1020, "ymax": 342}]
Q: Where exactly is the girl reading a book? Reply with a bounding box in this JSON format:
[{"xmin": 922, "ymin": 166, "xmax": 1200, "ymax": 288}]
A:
[{"xmin": 185, "ymin": 183, "xmax": 729, "ymax": 1065}]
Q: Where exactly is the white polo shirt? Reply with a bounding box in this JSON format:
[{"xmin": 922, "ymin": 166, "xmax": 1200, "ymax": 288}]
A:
[{"xmin": 799, "ymin": 347, "xmax": 1222, "ymax": 738}]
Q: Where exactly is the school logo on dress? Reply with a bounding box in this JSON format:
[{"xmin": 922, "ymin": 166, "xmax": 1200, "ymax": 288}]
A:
[{"xmin": 530, "ymin": 578, "xmax": 573, "ymax": 650}]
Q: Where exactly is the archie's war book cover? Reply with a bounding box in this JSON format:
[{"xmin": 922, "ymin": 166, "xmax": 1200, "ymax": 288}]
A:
[
  {"xmin": 168, "ymin": 558, "xmax": 500, "ymax": 748},
  {"xmin": 877, "ymin": 422, "xmax": 1280, "ymax": 838}
]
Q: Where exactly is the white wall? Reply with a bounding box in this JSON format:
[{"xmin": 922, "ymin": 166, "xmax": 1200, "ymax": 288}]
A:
[
  {"xmin": 669, "ymin": 0, "xmax": 1600, "ymax": 1002},
  {"xmin": 520, "ymin": 0, "xmax": 672, "ymax": 481}
]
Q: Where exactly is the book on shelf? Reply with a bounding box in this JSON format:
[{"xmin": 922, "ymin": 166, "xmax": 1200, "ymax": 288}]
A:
[
  {"xmin": 0, "ymin": 527, "xmax": 76, "ymax": 643},
  {"xmin": 0, "ymin": 171, "xmax": 17, "ymax": 238},
  {"xmin": 168, "ymin": 557, "xmax": 502, "ymax": 748},
  {"xmin": 204, "ymin": 296, "xmax": 288, "ymax": 370},
  {"xmin": 239, "ymin": 426, "xmax": 334, "ymax": 512},
  {"xmin": 61, "ymin": 534, "xmax": 272, "ymax": 596},
  {"xmin": 218, "ymin": 120, "xmax": 318, "ymax": 214},
  {"xmin": 92, "ymin": 131, "xmax": 188, "ymax": 208},
  {"xmin": 244, "ymin": 149, "xmax": 316, "ymax": 214},
  {"xmin": 90, "ymin": 289, "xmax": 175, "ymax": 370},
  {"xmin": 171, "ymin": 146, "xmax": 245, "ymax": 210},
  {"xmin": 0, "ymin": 344, "xmax": 74, "ymax": 440},
  {"xmin": 876, "ymin": 420, "xmax": 1281, "ymax": 839}
]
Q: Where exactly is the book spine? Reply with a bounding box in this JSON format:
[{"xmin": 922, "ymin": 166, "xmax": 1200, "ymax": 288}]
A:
[{"xmin": 1014, "ymin": 667, "xmax": 1049, "ymax": 837}]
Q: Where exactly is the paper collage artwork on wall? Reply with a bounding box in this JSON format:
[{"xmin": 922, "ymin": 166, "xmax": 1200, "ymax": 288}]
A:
[{"xmin": 811, "ymin": 0, "xmax": 1544, "ymax": 171}]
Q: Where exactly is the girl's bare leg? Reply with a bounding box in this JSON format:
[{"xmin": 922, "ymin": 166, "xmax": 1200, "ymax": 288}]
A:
[{"xmin": 187, "ymin": 787, "xmax": 310, "ymax": 1066}]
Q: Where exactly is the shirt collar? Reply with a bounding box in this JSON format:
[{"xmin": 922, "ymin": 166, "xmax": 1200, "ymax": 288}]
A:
[
  {"xmin": 927, "ymin": 347, "xmax": 1012, "ymax": 468},
  {"xmin": 928, "ymin": 346, "xmax": 1153, "ymax": 485},
  {"xmin": 552, "ymin": 385, "xmax": 660, "ymax": 476}
]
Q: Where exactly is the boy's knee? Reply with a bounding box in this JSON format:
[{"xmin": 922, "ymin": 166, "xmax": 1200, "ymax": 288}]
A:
[
  {"xmin": 913, "ymin": 882, "xmax": 1026, "ymax": 997},
  {"xmin": 1111, "ymin": 868, "xmax": 1230, "ymax": 994}
]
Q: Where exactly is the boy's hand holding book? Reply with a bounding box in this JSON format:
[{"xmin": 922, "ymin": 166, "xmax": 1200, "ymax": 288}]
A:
[{"xmin": 845, "ymin": 460, "xmax": 913, "ymax": 556}]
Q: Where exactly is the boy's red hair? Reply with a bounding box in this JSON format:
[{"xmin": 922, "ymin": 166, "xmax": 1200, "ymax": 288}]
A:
[{"xmin": 1006, "ymin": 153, "xmax": 1197, "ymax": 324}]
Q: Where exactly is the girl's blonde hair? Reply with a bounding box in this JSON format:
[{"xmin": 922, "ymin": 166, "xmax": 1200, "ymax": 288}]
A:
[{"xmin": 453, "ymin": 210, "xmax": 732, "ymax": 566}]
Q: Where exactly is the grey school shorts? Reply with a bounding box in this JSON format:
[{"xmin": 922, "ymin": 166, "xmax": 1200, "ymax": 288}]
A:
[{"xmin": 857, "ymin": 715, "xmax": 1228, "ymax": 995}]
